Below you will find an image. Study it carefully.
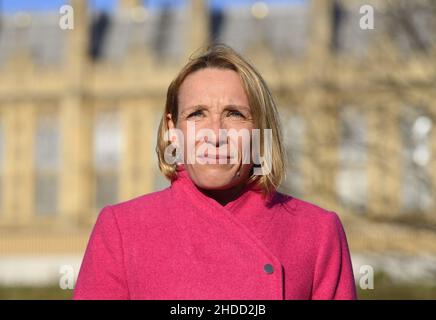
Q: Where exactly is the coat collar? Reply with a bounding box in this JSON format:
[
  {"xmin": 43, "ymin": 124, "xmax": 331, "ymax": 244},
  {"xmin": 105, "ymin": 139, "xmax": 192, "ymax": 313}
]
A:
[{"xmin": 170, "ymin": 164, "xmax": 276, "ymax": 215}]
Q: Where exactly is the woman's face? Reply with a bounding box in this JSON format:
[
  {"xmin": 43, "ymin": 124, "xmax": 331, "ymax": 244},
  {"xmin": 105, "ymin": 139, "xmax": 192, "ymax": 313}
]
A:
[{"xmin": 167, "ymin": 68, "xmax": 254, "ymax": 191}]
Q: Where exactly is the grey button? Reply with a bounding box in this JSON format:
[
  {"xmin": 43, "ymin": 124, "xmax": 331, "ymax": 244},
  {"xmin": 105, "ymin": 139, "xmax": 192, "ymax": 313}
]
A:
[{"xmin": 264, "ymin": 263, "xmax": 274, "ymax": 274}]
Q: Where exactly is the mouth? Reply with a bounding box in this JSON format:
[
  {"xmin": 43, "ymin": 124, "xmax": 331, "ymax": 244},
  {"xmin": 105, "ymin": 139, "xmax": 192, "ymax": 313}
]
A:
[
  {"xmin": 197, "ymin": 154, "xmax": 235, "ymax": 160},
  {"xmin": 196, "ymin": 149, "xmax": 238, "ymax": 162}
]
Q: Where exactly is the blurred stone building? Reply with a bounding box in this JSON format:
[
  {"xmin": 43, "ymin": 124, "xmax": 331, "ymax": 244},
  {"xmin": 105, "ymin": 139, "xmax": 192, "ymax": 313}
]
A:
[{"xmin": 0, "ymin": 0, "xmax": 435, "ymax": 286}]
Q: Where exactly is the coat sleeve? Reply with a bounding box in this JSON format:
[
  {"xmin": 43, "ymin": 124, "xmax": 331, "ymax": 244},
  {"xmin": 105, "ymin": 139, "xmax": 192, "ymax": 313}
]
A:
[
  {"xmin": 73, "ymin": 205, "xmax": 130, "ymax": 300},
  {"xmin": 311, "ymin": 212, "xmax": 357, "ymax": 300}
]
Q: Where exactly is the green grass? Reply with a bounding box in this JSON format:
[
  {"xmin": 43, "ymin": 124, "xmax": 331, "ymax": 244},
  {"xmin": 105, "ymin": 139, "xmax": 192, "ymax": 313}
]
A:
[
  {"xmin": 357, "ymin": 272, "xmax": 436, "ymax": 300},
  {"xmin": 0, "ymin": 286, "xmax": 73, "ymax": 300}
]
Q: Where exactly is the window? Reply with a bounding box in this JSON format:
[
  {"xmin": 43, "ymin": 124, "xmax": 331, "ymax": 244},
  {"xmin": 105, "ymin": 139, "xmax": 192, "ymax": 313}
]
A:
[
  {"xmin": 34, "ymin": 111, "xmax": 60, "ymax": 215},
  {"xmin": 400, "ymin": 107, "xmax": 433, "ymax": 212},
  {"xmin": 0, "ymin": 118, "xmax": 4, "ymax": 213},
  {"xmin": 153, "ymin": 109, "xmax": 170, "ymax": 191},
  {"xmin": 101, "ymin": 0, "xmax": 187, "ymax": 63},
  {"xmin": 93, "ymin": 109, "xmax": 122, "ymax": 211},
  {"xmin": 280, "ymin": 112, "xmax": 305, "ymax": 197},
  {"xmin": 337, "ymin": 107, "xmax": 368, "ymax": 212},
  {"xmin": 216, "ymin": 0, "xmax": 308, "ymax": 58},
  {"xmin": 332, "ymin": 1, "xmax": 374, "ymax": 56}
]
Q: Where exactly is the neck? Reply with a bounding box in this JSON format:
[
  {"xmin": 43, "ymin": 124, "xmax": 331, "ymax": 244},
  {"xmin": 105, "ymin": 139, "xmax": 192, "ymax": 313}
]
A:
[{"xmin": 199, "ymin": 183, "xmax": 246, "ymax": 206}]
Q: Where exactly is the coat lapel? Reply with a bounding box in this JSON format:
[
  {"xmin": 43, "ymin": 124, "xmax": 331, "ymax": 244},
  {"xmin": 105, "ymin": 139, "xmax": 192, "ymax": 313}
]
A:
[{"xmin": 170, "ymin": 165, "xmax": 284, "ymax": 299}]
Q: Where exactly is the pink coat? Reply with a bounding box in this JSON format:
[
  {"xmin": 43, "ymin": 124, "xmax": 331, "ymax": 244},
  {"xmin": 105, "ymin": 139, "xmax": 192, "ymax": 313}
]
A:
[{"xmin": 73, "ymin": 166, "xmax": 357, "ymax": 300}]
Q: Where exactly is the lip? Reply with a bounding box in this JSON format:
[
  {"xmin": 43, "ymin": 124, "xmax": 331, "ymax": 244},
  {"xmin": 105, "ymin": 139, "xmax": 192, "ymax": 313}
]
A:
[
  {"xmin": 195, "ymin": 146, "xmax": 238, "ymax": 161},
  {"xmin": 198, "ymin": 154, "xmax": 235, "ymax": 160}
]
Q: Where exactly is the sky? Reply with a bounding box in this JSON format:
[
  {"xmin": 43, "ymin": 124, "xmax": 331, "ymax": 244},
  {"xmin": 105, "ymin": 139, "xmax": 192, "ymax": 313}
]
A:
[{"xmin": 0, "ymin": 0, "xmax": 306, "ymax": 13}]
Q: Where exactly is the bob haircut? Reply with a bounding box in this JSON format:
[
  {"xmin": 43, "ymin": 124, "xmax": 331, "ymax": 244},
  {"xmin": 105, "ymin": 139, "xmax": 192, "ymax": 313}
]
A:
[{"xmin": 156, "ymin": 44, "xmax": 286, "ymax": 196}]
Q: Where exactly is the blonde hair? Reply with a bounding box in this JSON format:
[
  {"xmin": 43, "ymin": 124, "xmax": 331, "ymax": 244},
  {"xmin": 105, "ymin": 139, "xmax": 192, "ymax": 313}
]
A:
[{"xmin": 155, "ymin": 44, "xmax": 286, "ymax": 196}]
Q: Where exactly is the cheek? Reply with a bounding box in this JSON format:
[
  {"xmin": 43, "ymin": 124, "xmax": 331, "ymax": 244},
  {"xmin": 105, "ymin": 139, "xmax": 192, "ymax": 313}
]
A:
[
  {"xmin": 175, "ymin": 122, "xmax": 188, "ymax": 144},
  {"xmin": 227, "ymin": 125, "xmax": 254, "ymax": 156},
  {"xmin": 172, "ymin": 123, "xmax": 189, "ymax": 162}
]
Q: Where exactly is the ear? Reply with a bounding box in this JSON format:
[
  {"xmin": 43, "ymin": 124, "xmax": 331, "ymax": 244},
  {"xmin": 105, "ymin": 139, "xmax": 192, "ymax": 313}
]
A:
[
  {"xmin": 166, "ymin": 113, "xmax": 182, "ymax": 165},
  {"xmin": 167, "ymin": 113, "xmax": 175, "ymax": 130}
]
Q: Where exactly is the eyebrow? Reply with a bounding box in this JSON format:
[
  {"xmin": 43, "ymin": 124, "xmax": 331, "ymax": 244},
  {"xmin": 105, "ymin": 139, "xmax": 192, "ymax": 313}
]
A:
[
  {"xmin": 181, "ymin": 104, "xmax": 251, "ymax": 115},
  {"xmin": 224, "ymin": 104, "xmax": 251, "ymax": 113}
]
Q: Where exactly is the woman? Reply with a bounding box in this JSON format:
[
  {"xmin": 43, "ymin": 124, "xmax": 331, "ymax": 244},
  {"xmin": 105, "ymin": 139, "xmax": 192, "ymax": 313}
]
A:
[{"xmin": 73, "ymin": 45, "xmax": 357, "ymax": 300}]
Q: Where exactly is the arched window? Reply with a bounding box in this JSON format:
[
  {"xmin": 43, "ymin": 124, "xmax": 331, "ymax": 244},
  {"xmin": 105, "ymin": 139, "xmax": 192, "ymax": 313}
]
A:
[
  {"xmin": 400, "ymin": 106, "xmax": 433, "ymax": 212},
  {"xmin": 34, "ymin": 110, "xmax": 60, "ymax": 215},
  {"xmin": 93, "ymin": 108, "xmax": 123, "ymax": 211},
  {"xmin": 337, "ymin": 106, "xmax": 368, "ymax": 212}
]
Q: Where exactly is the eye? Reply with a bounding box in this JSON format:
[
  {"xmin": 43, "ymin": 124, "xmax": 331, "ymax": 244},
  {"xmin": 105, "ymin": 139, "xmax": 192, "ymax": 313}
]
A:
[
  {"xmin": 187, "ymin": 109, "xmax": 204, "ymax": 119},
  {"xmin": 227, "ymin": 110, "xmax": 245, "ymax": 118}
]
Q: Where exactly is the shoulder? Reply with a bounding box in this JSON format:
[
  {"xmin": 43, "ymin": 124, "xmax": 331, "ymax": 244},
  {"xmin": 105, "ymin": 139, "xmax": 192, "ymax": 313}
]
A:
[
  {"xmin": 112, "ymin": 186, "xmax": 172, "ymax": 212},
  {"xmin": 99, "ymin": 186, "xmax": 173, "ymax": 227},
  {"xmin": 271, "ymin": 192, "xmax": 349, "ymax": 258},
  {"xmin": 272, "ymin": 191, "xmax": 344, "ymax": 233}
]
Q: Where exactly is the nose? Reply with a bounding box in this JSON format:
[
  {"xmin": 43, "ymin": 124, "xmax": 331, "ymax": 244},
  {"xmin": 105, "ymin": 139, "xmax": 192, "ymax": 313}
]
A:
[{"xmin": 204, "ymin": 116, "xmax": 228, "ymax": 147}]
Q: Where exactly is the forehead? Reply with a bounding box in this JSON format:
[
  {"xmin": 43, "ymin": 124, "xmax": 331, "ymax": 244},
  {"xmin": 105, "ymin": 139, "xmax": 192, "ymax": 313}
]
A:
[{"xmin": 178, "ymin": 68, "xmax": 249, "ymax": 109}]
